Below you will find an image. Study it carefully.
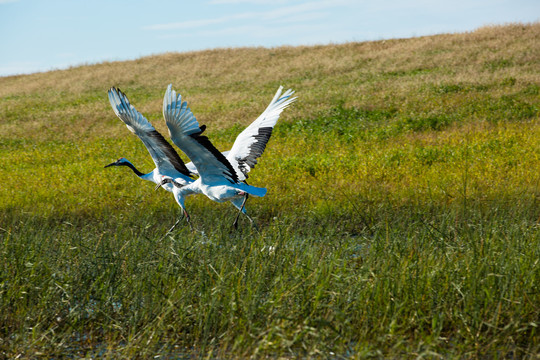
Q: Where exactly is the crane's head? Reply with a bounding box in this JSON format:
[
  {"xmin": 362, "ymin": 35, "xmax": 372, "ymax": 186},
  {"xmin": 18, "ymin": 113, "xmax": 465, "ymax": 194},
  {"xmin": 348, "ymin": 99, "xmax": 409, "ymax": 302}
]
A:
[
  {"xmin": 104, "ymin": 157, "xmax": 130, "ymax": 168},
  {"xmin": 156, "ymin": 176, "xmax": 189, "ymax": 216},
  {"xmin": 155, "ymin": 176, "xmax": 183, "ymax": 191}
]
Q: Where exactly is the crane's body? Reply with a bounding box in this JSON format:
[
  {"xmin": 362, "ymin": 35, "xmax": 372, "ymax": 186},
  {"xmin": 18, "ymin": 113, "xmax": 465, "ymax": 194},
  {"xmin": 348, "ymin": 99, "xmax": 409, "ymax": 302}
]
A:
[{"xmin": 160, "ymin": 84, "xmax": 295, "ymax": 228}]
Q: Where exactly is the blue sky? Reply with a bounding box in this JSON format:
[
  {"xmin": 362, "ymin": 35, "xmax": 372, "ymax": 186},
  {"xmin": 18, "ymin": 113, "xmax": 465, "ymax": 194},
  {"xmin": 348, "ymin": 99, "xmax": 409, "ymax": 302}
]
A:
[{"xmin": 1, "ymin": 0, "xmax": 538, "ymax": 77}]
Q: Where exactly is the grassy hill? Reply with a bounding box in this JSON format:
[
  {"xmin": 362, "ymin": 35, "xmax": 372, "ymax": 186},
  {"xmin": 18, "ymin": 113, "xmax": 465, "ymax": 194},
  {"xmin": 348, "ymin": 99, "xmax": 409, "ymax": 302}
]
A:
[{"xmin": 1, "ymin": 23, "xmax": 539, "ymax": 358}]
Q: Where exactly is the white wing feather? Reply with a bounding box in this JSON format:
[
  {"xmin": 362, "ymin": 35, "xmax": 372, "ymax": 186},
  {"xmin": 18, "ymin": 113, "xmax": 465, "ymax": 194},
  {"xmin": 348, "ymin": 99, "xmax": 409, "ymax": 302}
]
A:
[
  {"xmin": 163, "ymin": 84, "xmax": 238, "ymax": 184},
  {"xmin": 185, "ymin": 151, "xmax": 229, "ymax": 176},
  {"xmin": 227, "ymin": 86, "xmax": 296, "ymax": 181},
  {"xmin": 108, "ymin": 87, "xmax": 192, "ymax": 178},
  {"xmin": 108, "ymin": 88, "xmax": 155, "ymax": 133}
]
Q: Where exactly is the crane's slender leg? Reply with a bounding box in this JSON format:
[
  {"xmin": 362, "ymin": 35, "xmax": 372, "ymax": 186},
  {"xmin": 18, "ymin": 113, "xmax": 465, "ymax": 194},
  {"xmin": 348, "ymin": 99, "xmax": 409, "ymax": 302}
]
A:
[
  {"xmin": 161, "ymin": 213, "xmax": 184, "ymax": 240},
  {"xmin": 161, "ymin": 209, "xmax": 193, "ymax": 239},
  {"xmin": 233, "ymin": 194, "xmax": 248, "ymax": 229},
  {"xmin": 247, "ymin": 214, "xmax": 259, "ymax": 232},
  {"xmin": 184, "ymin": 209, "xmax": 194, "ymax": 232}
]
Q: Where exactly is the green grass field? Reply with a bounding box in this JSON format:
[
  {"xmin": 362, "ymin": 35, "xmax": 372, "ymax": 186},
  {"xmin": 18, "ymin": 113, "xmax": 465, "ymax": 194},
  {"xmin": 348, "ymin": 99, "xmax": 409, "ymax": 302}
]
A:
[{"xmin": 1, "ymin": 23, "xmax": 539, "ymax": 358}]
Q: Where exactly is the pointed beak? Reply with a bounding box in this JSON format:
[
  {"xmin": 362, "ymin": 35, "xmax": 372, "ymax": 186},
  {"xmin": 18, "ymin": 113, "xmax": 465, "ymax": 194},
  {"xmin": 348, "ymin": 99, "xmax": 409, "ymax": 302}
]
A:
[
  {"xmin": 155, "ymin": 178, "xmax": 169, "ymax": 191},
  {"xmin": 104, "ymin": 161, "xmax": 117, "ymax": 168}
]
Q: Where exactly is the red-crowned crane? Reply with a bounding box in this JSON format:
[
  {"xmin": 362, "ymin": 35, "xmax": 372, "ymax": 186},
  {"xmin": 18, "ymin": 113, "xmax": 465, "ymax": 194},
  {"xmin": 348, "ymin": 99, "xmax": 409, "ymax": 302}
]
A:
[
  {"xmin": 105, "ymin": 87, "xmax": 195, "ymax": 191},
  {"xmin": 156, "ymin": 84, "xmax": 296, "ymax": 229}
]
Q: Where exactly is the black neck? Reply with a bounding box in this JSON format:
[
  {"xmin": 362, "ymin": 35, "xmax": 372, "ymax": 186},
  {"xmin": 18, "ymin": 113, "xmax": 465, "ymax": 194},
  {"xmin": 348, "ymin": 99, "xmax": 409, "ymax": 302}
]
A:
[{"xmin": 124, "ymin": 162, "xmax": 145, "ymax": 177}]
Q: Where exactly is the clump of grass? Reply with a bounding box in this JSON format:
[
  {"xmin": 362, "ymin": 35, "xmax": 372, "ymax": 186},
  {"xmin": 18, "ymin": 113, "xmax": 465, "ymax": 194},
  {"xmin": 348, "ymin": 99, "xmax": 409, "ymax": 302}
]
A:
[{"xmin": 1, "ymin": 199, "xmax": 539, "ymax": 358}]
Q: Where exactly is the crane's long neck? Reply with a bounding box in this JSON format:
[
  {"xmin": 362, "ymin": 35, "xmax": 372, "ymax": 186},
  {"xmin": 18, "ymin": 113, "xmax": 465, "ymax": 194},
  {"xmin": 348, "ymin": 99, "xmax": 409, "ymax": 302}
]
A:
[{"xmin": 123, "ymin": 162, "xmax": 145, "ymax": 177}]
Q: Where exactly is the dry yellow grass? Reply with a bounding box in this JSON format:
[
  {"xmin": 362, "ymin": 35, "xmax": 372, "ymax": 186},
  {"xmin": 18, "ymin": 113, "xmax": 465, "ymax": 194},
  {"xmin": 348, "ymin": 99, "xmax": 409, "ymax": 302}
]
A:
[{"xmin": 1, "ymin": 22, "xmax": 538, "ymax": 143}]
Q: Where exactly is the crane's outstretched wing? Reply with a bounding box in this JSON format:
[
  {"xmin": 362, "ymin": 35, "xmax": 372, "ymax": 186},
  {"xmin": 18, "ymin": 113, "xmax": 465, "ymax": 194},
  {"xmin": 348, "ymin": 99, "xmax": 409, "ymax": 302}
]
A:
[
  {"xmin": 185, "ymin": 151, "xmax": 229, "ymax": 176},
  {"xmin": 108, "ymin": 87, "xmax": 192, "ymax": 178},
  {"xmin": 227, "ymin": 86, "xmax": 296, "ymax": 181},
  {"xmin": 162, "ymin": 84, "xmax": 238, "ymax": 184}
]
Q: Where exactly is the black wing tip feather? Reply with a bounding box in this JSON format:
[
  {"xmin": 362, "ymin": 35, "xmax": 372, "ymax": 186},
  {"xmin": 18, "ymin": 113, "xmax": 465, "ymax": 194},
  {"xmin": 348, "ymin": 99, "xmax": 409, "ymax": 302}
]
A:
[
  {"xmin": 109, "ymin": 86, "xmax": 124, "ymax": 97},
  {"xmin": 237, "ymin": 126, "xmax": 274, "ymax": 177},
  {"xmin": 108, "ymin": 87, "xmax": 131, "ymax": 109},
  {"xmin": 190, "ymin": 129, "xmax": 239, "ymax": 183},
  {"xmin": 148, "ymin": 130, "xmax": 193, "ymax": 178},
  {"xmin": 108, "ymin": 86, "xmax": 192, "ymax": 178}
]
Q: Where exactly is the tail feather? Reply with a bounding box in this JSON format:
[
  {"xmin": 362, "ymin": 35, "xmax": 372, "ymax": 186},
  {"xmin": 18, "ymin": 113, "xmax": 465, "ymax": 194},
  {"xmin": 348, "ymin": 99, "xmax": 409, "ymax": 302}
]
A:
[{"xmin": 238, "ymin": 183, "xmax": 267, "ymax": 197}]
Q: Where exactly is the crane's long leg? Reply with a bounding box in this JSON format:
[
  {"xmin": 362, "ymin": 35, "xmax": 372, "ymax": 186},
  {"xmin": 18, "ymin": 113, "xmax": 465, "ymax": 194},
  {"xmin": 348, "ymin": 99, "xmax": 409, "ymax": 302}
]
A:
[
  {"xmin": 162, "ymin": 209, "xmax": 193, "ymax": 239},
  {"xmin": 184, "ymin": 209, "xmax": 194, "ymax": 232},
  {"xmin": 162, "ymin": 212, "xmax": 184, "ymax": 239},
  {"xmin": 233, "ymin": 194, "xmax": 249, "ymax": 229}
]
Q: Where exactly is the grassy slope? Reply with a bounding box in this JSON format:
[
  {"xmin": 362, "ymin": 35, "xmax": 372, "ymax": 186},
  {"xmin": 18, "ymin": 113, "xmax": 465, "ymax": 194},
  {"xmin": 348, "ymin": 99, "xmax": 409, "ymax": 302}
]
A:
[{"xmin": 0, "ymin": 23, "xmax": 539, "ymax": 358}]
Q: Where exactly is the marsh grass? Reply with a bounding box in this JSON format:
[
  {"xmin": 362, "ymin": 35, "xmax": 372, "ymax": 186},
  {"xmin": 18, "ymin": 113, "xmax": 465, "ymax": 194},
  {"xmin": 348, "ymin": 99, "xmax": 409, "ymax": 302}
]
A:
[{"xmin": 1, "ymin": 23, "xmax": 539, "ymax": 358}]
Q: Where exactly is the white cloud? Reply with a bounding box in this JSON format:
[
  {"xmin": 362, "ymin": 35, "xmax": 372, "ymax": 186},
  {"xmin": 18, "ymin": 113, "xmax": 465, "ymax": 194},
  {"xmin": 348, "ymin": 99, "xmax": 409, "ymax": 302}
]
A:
[
  {"xmin": 143, "ymin": 17, "xmax": 233, "ymax": 31},
  {"xmin": 269, "ymin": 11, "xmax": 327, "ymax": 25},
  {"xmin": 209, "ymin": 0, "xmax": 291, "ymax": 4},
  {"xmin": 257, "ymin": 0, "xmax": 352, "ymax": 20},
  {"xmin": 154, "ymin": 20, "xmax": 355, "ymax": 47},
  {"xmin": 196, "ymin": 23, "xmax": 329, "ymax": 39},
  {"xmin": 144, "ymin": 0, "xmax": 354, "ymax": 31}
]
